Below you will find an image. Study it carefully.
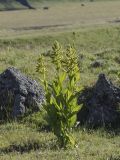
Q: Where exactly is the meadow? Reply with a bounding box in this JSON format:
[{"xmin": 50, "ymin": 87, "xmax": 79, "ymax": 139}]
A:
[{"xmin": 0, "ymin": 0, "xmax": 120, "ymax": 159}]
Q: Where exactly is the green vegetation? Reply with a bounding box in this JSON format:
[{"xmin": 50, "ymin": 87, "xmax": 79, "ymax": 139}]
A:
[
  {"xmin": 36, "ymin": 41, "xmax": 81, "ymax": 148},
  {"xmin": 0, "ymin": 0, "xmax": 120, "ymax": 159},
  {"xmin": 0, "ymin": 26, "xmax": 120, "ymax": 85},
  {"xmin": 0, "ymin": 122, "xmax": 120, "ymax": 160},
  {"xmin": 0, "ymin": 25, "xmax": 120, "ymax": 159}
]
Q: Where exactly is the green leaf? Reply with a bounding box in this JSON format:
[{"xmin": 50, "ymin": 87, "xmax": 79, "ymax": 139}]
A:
[
  {"xmin": 68, "ymin": 92, "xmax": 79, "ymax": 104},
  {"xmin": 68, "ymin": 115, "xmax": 77, "ymax": 127},
  {"xmin": 72, "ymin": 105, "xmax": 81, "ymax": 113},
  {"xmin": 52, "ymin": 97, "xmax": 61, "ymax": 111},
  {"xmin": 59, "ymin": 72, "xmax": 67, "ymax": 84}
]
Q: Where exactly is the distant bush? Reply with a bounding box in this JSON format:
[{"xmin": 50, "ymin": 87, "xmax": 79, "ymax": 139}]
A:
[{"xmin": 36, "ymin": 41, "xmax": 82, "ymax": 148}]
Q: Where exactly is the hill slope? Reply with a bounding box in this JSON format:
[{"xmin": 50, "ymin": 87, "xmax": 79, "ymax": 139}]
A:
[{"xmin": 0, "ymin": 0, "xmax": 35, "ymax": 10}]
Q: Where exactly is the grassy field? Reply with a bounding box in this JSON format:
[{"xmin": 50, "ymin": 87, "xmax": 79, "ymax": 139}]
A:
[
  {"xmin": 0, "ymin": 1, "xmax": 120, "ymax": 38},
  {"xmin": 0, "ymin": 122, "xmax": 120, "ymax": 160},
  {"xmin": 0, "ymin": 26, "xmax": 120, "ymax": 86},
  {"xmin": 0, "ymin": 1, "xmax": 120, "ymax": 160}
]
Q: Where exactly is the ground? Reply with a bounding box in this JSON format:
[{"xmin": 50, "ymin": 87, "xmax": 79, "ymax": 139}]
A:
[
  {"xmin": 0, "ymin": 122, "xmax": 120, "ymax": 160},
  {"xmin": 0, "ymin": 1, "xmax": 120, "ymax": 38},
  {"xmin": 0, "ymin": 1, "xmax": 120, "ymax": 160}
]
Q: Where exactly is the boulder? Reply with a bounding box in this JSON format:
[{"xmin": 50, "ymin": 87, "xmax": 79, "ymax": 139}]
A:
[
  {"xmin": 78, "ymin": 74, "xmax": 120, "ymax": 127},
  {"xmin": 0, "ymin": 67, "xmax": 44, "ymax": 120}
]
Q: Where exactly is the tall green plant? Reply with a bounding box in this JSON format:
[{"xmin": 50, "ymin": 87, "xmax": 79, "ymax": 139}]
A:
[{"xmin": 36, "ymin": 41, "xmax": 82, "ymax": 148}]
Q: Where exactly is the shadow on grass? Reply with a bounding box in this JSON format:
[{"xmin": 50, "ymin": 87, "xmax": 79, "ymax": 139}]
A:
[
  {"xmin": 0, "ymin": 8, "xmax": 34, "ymax": 11},
  {"xmin": 0, "ymin": 139, "xmax": 58, "ymax": 154},
  {"xmin": 12, "ymin": 24, "xmax": 70, "ymax": 31}
]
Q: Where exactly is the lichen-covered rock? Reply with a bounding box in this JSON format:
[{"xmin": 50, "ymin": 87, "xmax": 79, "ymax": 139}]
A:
[
  {"xmin": 0, "ymin": 67, "xmax": 44, "ymax": 120},
  {"xmin": 78, "ymin": 74, "xmax": 120, "ymax": 127}
]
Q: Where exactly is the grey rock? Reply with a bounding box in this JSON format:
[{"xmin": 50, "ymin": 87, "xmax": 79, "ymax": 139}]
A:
[
  {"xmin": 13, "ymin": 94, "xmax": 26, "ymax": 116},
  {"xmin": 0, "ymin": 67, "xmax": 44, "ymax": 119},
  {"xmin": 78, "ymin": 74, "xmax": 120, "ymax": 127}
]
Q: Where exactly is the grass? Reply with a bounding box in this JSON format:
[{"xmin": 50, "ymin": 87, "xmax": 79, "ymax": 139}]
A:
[
  {"xmin": 0, "ymin": 25, "xmax": 120, "ymax": 159},
  {"xmin": 0, "ymin": 122, "xmax": 120, "ymax": 160},
  {"xmin": 0, "ymin": 0, "xmax": 120, "ymax": 159},
  {"xmin": 0, "ymin": 26, "xmax": 120, "ymax": 85},
  {"xmin": 1, "ymin": 1, "xmax": 120, "ymax": 38}
]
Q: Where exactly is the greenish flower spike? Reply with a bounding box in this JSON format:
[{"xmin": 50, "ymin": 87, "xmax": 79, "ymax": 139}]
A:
[
  {"xmin": 64, "ymin": 45, "xmax": 80, "ymax": 92},
  {"xmin": 51, "ymin": 41, "xmax": 63, "ymax": 71},
  {"xmin": 65, "ymin": 45, "xmax": 79, "ymax": 75},
  {"xmin": 36, "ymin": 54, "xmax": 46, "ymax": 74},
  {"xmin": 36, "ymin": 54, "xmax": 48, "ymax": 90}
]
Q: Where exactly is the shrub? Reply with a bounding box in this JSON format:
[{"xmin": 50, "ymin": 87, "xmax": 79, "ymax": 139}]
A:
[{"xmin": 36, "ymin": 41, "xmax": 82, "ymax": 148}]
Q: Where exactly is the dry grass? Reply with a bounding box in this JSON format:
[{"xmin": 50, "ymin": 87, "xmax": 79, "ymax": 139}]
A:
[{"xmin": 0, "ymin": 1, "xmax": 120, "ymax": 38}]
